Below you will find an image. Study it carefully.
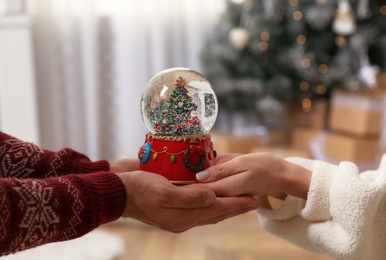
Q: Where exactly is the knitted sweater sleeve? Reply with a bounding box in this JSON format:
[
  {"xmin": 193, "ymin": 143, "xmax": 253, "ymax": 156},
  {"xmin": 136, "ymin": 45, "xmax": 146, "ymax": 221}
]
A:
[
  {"xmin": 0, "ymin": 131, "xmax": 109, "ymax": 179},
  {"xmin": 257, "ymin": 154, "xmax": 386, "ymax": 260},
  {"xmin": 0, "ymin": 132, "xmax": 127, "ymax": 256},
  {"xmin": 0, "ymin": 173, "xmax": 126, "ymax": 256}
]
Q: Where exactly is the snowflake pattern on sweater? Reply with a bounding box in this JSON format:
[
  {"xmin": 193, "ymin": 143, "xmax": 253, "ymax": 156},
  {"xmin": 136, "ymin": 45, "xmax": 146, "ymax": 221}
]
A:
[
  {"xmin": 0, "ymin": 132, "xmax": 126, "ymax": 256},
  {"xmin": 0, "ymin": 137, "xmax": 44, "ymax": 178}
]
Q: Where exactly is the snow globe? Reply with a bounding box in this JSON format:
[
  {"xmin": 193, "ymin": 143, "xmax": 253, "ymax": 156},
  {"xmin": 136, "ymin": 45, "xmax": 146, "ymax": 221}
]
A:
[{"xmin": 138, "ymin": 68, "xmax": 218, "ymax": 184}]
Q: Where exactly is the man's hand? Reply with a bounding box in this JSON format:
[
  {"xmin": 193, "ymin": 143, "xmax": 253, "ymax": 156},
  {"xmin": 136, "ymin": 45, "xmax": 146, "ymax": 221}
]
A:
[
  {"xmin": 116, "ymin": 171, "xmax": 258, "ymax": 233},
  {"xmin": 110, "ymin": 158, "xmax": 139, "ymax": 173}
]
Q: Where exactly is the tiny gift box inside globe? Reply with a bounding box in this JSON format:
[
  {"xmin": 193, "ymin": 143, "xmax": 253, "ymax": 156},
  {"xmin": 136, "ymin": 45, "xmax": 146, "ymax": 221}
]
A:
[{"xmin": 138, "ymin": 68, "xmax": 218, "ymax": 184}]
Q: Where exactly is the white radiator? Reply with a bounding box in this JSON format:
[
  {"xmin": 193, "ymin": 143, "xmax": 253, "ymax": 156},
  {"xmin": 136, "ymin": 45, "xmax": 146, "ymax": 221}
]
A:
[{"xmin": 0, "ymin": 15, "xmax": 40, "ymax": 144}]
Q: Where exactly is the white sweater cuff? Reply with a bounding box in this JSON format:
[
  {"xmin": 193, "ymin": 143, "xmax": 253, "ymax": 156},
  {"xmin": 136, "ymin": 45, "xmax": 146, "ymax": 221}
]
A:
[{"xmin": 298, "ymin": 160, "xmax": 337, "ymax": 221}]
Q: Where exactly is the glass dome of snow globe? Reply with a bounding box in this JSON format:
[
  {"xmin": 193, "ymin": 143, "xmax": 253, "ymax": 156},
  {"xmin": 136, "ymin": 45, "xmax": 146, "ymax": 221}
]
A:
[{"xmin": 140, "ymin": 67, "xmax": 218, "ymax": 137}]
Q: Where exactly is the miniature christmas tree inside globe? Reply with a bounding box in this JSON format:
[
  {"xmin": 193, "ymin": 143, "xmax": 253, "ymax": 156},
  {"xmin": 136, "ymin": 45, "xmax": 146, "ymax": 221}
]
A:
[{"xmin": 140, "ymin": 67, "xmax": 218, "ymax": 137}]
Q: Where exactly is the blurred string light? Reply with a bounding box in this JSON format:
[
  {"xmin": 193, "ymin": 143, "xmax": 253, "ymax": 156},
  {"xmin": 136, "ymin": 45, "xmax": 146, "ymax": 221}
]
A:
[
  {"xmin": 301, "ymin": 98, "xmax": 312, "ymax": 112},
  {"xmin": 297, "ymin": 35, "xmax": 306, "ymax": 45},
  {"xmin": 289, "ymin": 0, "xmax": 298, "ymax": 7},
  {"xmin": 299, "ymin": 81, "xmax": 310, "ymax": 91},
  {"xmin": 335, "ymin": 35, "xmax": 348, "ymax": 48},
  {"xmin": 258, "ymin": 41, "xmax": 269, "ymax": 51},
  {"xmin": 316, "ymin": 84, "xmax": 327, "ymax": 94},
  {"xmin": 293, "ymin": 10, "xmax": 303, "ymax": 20},
  {"xmin": 260, "ymin": 32, "xmax": 270, "ymax": 41},
  {"xmin": 301, "ymin": 58, "xmax": 311, "ymax": 69},
  {"xmin": 258, "ymin": 31, "xmax": 270, "ymax": 51},
  {"xmin": 380, "ymin": 5, "xmax": 386, "ymax": 15},
  {"xmin": 318, "ymin": 64, "xmax": 328, "ymax": 74}
]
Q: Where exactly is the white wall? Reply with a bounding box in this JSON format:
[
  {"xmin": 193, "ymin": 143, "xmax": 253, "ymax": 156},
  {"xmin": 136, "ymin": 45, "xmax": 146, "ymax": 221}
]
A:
[{"xmin": 0, "ymin": 15, "xmax": 40, "ymax": 144}]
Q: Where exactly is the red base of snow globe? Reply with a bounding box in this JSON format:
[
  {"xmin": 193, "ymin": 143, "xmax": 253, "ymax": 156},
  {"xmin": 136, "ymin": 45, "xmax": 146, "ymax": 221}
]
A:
[{"xmin": 138, "ymin": 133, "xmax": 216, "ymax": 184}]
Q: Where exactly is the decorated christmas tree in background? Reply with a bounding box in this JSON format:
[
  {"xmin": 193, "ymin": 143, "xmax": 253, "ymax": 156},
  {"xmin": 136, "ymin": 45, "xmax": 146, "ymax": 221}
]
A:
[
  {"xmin": 201, "ymin": 0, "xmax": 386, "ymax": 129},
  {"xmin": 152, "ymin": 76, "xmax": 204, "ymax": 136}
]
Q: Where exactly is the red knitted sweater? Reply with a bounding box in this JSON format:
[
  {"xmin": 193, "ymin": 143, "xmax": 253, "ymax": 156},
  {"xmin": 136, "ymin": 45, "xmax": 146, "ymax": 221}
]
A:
[{"xmin": 0, "ymin": 132, "xmax": 126, "ymax": 256}]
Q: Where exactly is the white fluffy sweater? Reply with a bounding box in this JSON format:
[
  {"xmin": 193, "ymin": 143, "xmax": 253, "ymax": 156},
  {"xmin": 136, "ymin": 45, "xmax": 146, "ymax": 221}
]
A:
[{"xmin": 257, "ymin": 154, "xmax": 386, "ymax": 260}]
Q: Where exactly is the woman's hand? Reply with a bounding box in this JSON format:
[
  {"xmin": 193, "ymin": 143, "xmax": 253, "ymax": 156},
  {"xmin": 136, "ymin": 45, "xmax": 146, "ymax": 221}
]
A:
[{"xmin": 195, "ymin": 153, "xmax": 312, "ymax": 200}]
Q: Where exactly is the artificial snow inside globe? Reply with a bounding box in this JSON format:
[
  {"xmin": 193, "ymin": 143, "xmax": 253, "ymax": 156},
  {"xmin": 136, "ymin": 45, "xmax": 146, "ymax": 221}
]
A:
[{"xmin": 138, "ymin": 68, "xmax": 218, "ymax": 184}]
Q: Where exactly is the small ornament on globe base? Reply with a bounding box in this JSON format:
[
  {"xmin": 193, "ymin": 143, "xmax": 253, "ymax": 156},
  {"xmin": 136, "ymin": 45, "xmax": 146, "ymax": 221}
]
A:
[{"xmin": 138, "ymin": 68, "xmax": 218, "ymax": 184}]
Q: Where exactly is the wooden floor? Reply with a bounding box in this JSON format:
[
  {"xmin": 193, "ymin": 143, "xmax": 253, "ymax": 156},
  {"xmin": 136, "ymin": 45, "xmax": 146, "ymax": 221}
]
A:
[{"xmin": 100, "ymin": 211, "xmax": 333, "ymax": 260}]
